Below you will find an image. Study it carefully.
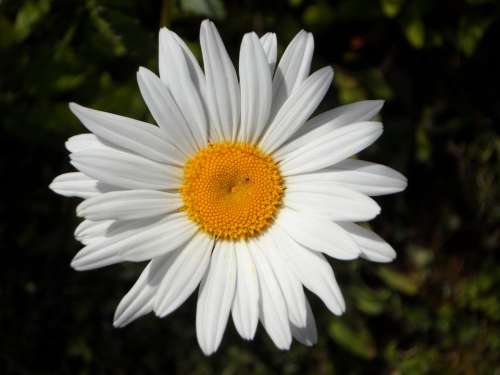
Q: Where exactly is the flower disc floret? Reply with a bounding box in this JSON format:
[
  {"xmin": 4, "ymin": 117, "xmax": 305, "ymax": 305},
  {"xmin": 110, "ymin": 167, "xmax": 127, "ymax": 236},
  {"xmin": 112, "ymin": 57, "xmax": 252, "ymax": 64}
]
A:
[{"xmin": 181, "ymin": 142, "xmax": 284, "ymax": 240}]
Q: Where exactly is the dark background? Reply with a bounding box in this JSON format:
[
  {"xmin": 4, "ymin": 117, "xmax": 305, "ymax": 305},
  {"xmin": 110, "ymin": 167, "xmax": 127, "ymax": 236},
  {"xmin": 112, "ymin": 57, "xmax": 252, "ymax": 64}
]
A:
[{"xmin": 1, "ymin": 0, "xmax": 500, "ymax": 373}]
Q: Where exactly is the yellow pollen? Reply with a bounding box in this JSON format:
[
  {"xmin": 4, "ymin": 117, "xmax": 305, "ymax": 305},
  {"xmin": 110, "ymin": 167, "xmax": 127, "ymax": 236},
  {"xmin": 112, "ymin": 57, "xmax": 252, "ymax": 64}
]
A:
[{"xmin": 181, "ymin": 142, "xmax": 284, "ymax": 240}]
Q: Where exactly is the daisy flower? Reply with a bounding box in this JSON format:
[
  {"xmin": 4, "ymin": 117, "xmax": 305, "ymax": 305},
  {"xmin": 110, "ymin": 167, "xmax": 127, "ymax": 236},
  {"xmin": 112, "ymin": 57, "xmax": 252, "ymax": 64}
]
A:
[{"xmin": 50, "ymin": 20, "xmax": 407, "ymax": 355}]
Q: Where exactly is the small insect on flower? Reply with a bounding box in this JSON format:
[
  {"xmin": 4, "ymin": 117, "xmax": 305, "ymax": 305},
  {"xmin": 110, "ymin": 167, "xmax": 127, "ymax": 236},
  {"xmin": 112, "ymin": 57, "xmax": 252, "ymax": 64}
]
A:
[{"xmin": 50, "ymin": 20, "xmax": 407, "ymax": 355}]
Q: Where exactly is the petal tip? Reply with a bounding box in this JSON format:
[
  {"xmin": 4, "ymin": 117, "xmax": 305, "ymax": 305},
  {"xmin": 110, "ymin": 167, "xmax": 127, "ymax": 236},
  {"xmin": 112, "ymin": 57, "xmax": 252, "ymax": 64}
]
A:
[
  {"xmin": 68, "ymin": 102, "xmax": 82, "ymax": 115},
  {"xmin": 70, "ymin": 257, "xmax": 83, "ymax": 271}
]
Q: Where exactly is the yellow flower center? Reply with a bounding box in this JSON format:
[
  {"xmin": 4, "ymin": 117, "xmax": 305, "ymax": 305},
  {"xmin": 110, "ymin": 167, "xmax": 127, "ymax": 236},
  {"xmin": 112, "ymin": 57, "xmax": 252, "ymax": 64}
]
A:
[{"xmin": 181, "ymin": 142, "xmax": 284, "ymax": 240}]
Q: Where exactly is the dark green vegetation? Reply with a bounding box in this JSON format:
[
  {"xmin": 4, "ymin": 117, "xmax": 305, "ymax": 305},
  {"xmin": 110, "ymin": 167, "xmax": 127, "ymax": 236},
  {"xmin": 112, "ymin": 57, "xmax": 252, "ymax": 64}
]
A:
[{"xmin": 1, "ymin": 0, "xmax": 499, "ymax": 373}]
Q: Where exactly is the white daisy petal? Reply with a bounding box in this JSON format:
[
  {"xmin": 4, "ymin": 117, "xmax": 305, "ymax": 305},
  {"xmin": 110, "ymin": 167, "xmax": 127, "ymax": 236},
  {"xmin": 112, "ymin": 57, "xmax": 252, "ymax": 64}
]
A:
[
  {"xmin": 159, "ymin": 29, "xmax": 207, "ymax": 101},
  {"xmin": 70, "ymin": 146, "xmax": 182, "ymax": 190},
  {"xmin": 73, "ymin": 216, "xmax": 162, "ymax": 250},
  {"xmin": 285, "ymin": 159, "xmax": 407, "ymax": 196},
  {"xmin": 270, "ymin": 30, "xmax": 314, "ymax": 119},
  {"xmin": 154, "ymin": 232, "xmax": 213, "ymax": 317},
  {"xmin": 70, "ymin": 242, "xmax": 122, "ymax": 270},
  {"xmin": 260, "ymin": 66, "xmax": 333, "ymax": 154},
  {"xmin": 238, "ymin": 32, "xmax": 272, "ymax": 143},
  {"xmin": 137, "ymin": 67, "xmax": 198, "ymax": 155},
  {"xmin": 231, "ymin": 241, "xmax": 259, "ymax": 340},
  {"xmin": 307, "ymin": 99, "xmax": 384, "ymax": 130},
  {"xmin": 277, "ymin": 207, "xmax": 360, "ymax": 260},
  {"xmin": 284, "ymin": 183, "xmax": 381, "ymax": 221},
  {"xmin": 249, "ymin": 240, "xmax": 292, "ymax": 350},
  {"xmin": 259, "ymin": 231, "xmax": 307, "ymax": 328},
  {"xmin": 291, "ymin": 296, "xmax": 317, "ymax": 346},
  {"xmin": 119, "ymin": 213, "xmax": 197, "ymax": 262},
  {"xmin": 65, "ymin": 133, "xmax": 103, "ymax": 153},
  {"xmin": 338, "ymin": 222, "xmax": 397, "ymax": 262},
  {"xmin": 274, "ymin": 100, "xmax": 384, "ymax": 159},
  {"xmin": 279, "ymin": 121, "xmax": 383, "ymax": 176},
  {"xmin": 159, "ymin": 28, "xmax": 208, "ymax": 147},
  {"xmin": 113, "ymin": 252, "xmax": 178, "ymax": 328},
  {"xmin": 73, "ymin": 214, "xmax": 195, "ymax": 268},
  {"xmin": 200, "ymin": 20, "xmax": 240, "ymax": 141},
  {"xmin": 196, "ymin": 241, "xmax": 236, "ymax": 356},
  {"xmin": 68, "ymin": 103, "xmax": 184, "ymax": 165},
  {"xmin": 49, "ymin": 172, "xmax": 117, "ymax": 199},
  {"xmin": 76, "ymin": 190, "xmax": 182, "ymax": 221},
  {"xmin": 259, "ymin": 32, "xmax": 277, "ymax": 74},
  {"xmin": 270, "ymin": 225, "xmax": 345, "ymax": 315},
  {"xmin": 70, "ymin": 217, "xmax": 166, "ymax": 270},
  {"xmin": 74, "ymin": 217, "xmax": 140, "ymax": 240},
  {"xmin": 74, "ymin": 219, "xmax": 113, "ymax": 244}
]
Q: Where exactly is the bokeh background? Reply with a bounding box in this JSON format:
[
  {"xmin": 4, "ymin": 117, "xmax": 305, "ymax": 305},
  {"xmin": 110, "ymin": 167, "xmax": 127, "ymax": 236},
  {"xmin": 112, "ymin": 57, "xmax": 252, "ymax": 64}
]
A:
[{"xmin": 1, "ymin": 0, "xmax": 500, "ymax": 373}]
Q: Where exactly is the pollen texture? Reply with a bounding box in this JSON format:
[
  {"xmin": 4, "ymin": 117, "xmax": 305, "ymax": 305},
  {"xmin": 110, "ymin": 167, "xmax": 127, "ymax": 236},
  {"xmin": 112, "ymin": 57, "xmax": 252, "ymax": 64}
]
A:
[{"xmin": 181, "ymin": 142, "xmax": 284, "ymax": 240}]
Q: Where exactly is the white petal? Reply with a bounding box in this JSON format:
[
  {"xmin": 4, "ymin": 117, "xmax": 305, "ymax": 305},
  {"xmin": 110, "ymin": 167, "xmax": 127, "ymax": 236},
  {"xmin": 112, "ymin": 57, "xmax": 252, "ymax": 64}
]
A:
[
  {"xmin": 76, "ymin": 190, "xmax": 182, "ymax": 221},
  {"xmin": 249, "ymin": 240, "xmax": 292, "ymax": 350},
  {"xmin": 277, "ymin": 207, "xmax": 360, "ymax": 260},
  {"xmin": 72, "ymin": 214, "xmax": 195, "ymax": 268},
  {"xmin": 70, "ymin": 217, "xmax": 165, "ymax": 270},
  {"xmin": 291, "ymin": 296, "xmax": 318, "ymax": 346},
  {"xmin": 118, "ymin": 213, "xmax": 197, "ymax": 262},
  {"xmin": 159, "ymin": 29, "xmax": 207, "ymax": 101},
  {"xmin": 238, "ymin": 32, "xmax": 272, "ymax": 143},
  {"xmin": 259, "ymin": 66, "xmax": 333, "ymax": 154},
  {"xmin": 196, "ymin": 241, "xmax": 236, "ymax": 355},
  {"xmin": 270, "ymin": 225, "xmax": 345, "ymax": 315},
  {"xmin": 70, "ymin": 146, "xmax": 182, "ymax": 190},
  {"xmin": 69, "ymin": 103, "xmax": 184, "ymax": 165},
  {"xmin": 274, "ymin": 100, "xmax": 384, "ymax": 159},
  {"xmin": 258, "ymin": 231, "xmax": 307, "ymax": 328},
  {"xmin": 71, "ymin": 242, "xmax": 122, "ymax": 270},
  {"xmin": 200, "ymin": 20, "xmax": 240, "ymax": 141},
  {"xmin": 308, "ymin": 99, "xmax": 384, "ymax": 129},
  {"xmin": 159, "ymin": 28, "xmax": 208, "ymax": 146},
  {"xmin": 338, "ymin": 222, "xmax": 397, "ymax": 262},
  {"xmin": 284, "ymin": 184, "xmax": 381, "ymax": 221},
  {"xmin": 154, "ymin": 232, "xmax": 213, "ymax": 317},
  {"xmin": 137, "ymin": 67, "xmax": 198, "ymax": 155},
  {"xmin": 74, "ymin": 219, "xmax": 113, "ymax": 244},
  {"xmin": 74, "ymin": 217, "xmax": 143, "ymax": 243},
  {"xmin": 279, "ymin": 121, "xmax": 383, "ymax": 176},
  {"xmin": 259, "ymin": 32, "xmax": 277, "ymax": 74},
  {"xmin": 113, "ymin": 252, "xmax": 178, "ymax": 327},
  {"xmin": 270, "ymin": 30, "xmax": 314, "ymax": 119},
  {"xmin": 231, "ymin": 241, "xmax": 259, "ymax": 340},
  {"xmin": 65, "ymin": 133, "xmax": 103, "ymax": 153},
  {"xmin": 49, "ymin": 172, "xmax": 117, "ymax": 199},
  {"xmin": 285, "ymin": 159, "xmax": 407, "ymax": 196}
]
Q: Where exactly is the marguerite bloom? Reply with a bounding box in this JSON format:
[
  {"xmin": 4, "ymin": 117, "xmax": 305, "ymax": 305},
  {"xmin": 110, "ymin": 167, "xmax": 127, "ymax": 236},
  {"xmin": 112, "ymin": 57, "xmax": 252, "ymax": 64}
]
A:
[{"xmin": 50, "ymin": 20, "xmax": 407, "ymax": 355}]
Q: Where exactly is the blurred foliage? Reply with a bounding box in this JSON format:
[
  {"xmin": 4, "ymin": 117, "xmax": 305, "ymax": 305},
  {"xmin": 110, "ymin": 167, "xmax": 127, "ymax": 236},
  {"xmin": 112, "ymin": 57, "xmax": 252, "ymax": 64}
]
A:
[{"xmin": 1, "ymin": 0, "xmax": 500, "ymax": 374}]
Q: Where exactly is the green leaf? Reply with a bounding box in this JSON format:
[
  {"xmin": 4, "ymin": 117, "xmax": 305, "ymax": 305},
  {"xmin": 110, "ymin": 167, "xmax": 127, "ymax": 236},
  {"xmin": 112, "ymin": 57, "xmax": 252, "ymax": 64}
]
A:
[
  {"xmin": 87, "ymin": 0, "xmax": 126, "ymax": 57},
  {"xmin": 377, "ymin": 267, "xmax": 419, "ymax": 295},
  {"xmin": 416, "ymin": 122, "xmax": 432, "ymax": 163},
  {"xmin": 380, "ymin": 0, "xmax": 405, "ymax": 18},
  {"xmin": 180, "ymin": 0, "xmax": 226, "ymax": 19},
  {"xmin": 404, "ymin": 18, "xmax": 425, "ymax": 49},
  {"xmin": 53, "ymin": 74, "xmax": 85, "ymax": 92},
  {"xmin": 329, "ymin": 320, "xmax": 377, "ymax": 359},
  {"xmin": 458, "ymin": 17, "xmax": 492, "ymax": 57},
  {"xmin": 303, "ymin": 3, "xmax": 335, "ymax": 30},
  {"xmin": 14, "ymin": 0, "xmax": 52, "ymax": 41},
  {"xmin": 336, "ymin": 69, "xmax": 367, "ymax": 104},
  {"xmin": 352, "ymin": 286, "xmax": 391, "ymax": 315}
]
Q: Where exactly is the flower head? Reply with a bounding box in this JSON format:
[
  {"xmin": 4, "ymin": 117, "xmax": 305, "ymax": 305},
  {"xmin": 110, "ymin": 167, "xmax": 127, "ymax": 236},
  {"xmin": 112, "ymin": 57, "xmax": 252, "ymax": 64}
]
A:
[{"xmin": 50, "ymin": 20, "xmax": 407, "ymax": 355}]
